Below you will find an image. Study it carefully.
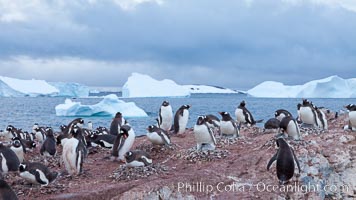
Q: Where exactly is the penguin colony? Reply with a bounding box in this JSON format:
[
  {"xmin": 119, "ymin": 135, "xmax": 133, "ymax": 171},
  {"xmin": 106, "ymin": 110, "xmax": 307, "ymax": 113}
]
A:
[{"xmin": 0, "ymin": 98, "xmax": 353, "ymax": 199}]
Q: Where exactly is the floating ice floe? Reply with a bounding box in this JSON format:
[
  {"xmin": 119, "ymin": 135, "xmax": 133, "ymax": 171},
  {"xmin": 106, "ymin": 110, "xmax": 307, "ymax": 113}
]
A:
[{"xmin": 55, "ymin": 94, "xmax": 148, "ymax": 117}]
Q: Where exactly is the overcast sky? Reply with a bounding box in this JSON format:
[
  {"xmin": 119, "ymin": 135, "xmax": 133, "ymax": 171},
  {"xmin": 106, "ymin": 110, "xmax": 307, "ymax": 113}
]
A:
[{"xmin": 0, "ymin": 0, "xmax": 355, "ymax": 90}]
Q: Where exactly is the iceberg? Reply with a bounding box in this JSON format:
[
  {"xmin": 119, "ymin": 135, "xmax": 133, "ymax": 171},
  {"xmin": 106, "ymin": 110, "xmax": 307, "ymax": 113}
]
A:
[
  {"xmin": 121, "ymin": 73, "xmax": 240, "ymax": 98},
  {"xmin": 248, "ymin": 75, "xmax": 356, "ymax": 98},
  {"xmin": 184, "ymin": 85, "xmax": 238, "ymax": 94},
  {"xmin": 49, "ymin": 82, "xmax": 90, "ymax": 97},
  {"xmin": 55, "ymin": 94, "xmax": 148, "ymax": 117},
  {"xmin": 0, "ymin": 76, "xmax": 59, "ymax": 97},
  {"xmin": 0, "ymin": 76, "xmax": 90, "ymax": 97},
  {"xmin": 122, "ymin": 73, "xmax": 190, "ymax": 98}
]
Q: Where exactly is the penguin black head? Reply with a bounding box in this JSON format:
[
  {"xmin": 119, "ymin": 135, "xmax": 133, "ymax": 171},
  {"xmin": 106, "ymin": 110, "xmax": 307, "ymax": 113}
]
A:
[
  {"xmin": 183, "ymin": 105, "xmax": 191, "ymax": 109},
  {"xmin": 162, "ymin": 101, "xmax": 170, "ymax": 106},
  {"xmin": 19, "ymin": 163, "xmax": 27, "ymax": 172},
  {"xmin": 31, "ymin": 141, "xmax": 36, "ymax": 148},
  {"xmin": 345, "ymin": 104, "xmax": 356, "ymax": 111},
  {"xmin": 297, "ymin": 103, "xmax": 302, "ymax": 110},
  {"xmin": 6, "ymin": 125, "xmax": 14, "ymax": 132},
  {"xmin": 240, "ymin": 100, "xmax": 246, "ymax": 107},
  {"xmin": 12, "ymin": 137, "xmax": 22, "ymax": 148},
  {"xmin": 60, "ymin": 124, "xmax": 67, "ymax": 132},
  {"xmin": 302, "ymin": 99, "xmax": 311, "ymax": 106},
  {"xmin": 119, "ymin": 127, "xmax": 129, "ymax": 139},
  {"xmin": 124, "ymin": 151, "xmax": 133, "ymax": 160},
  {"xmin": 79, "ymin": 118, "xmax": 84, "ymax": 124},
  {"xmin": 115, "ymin": 112, "xmax": 122, "ymax": 118},
  {"xmin": 219, "ymin": 112, "xmax": 232, "ymax": 121},
  {"xmin": 196, "ymin": 116, "xmax": 206, "ymax": 125},
  {"xmin": 147, "ymin": 125, "xmax": 157, "ymax": 133}
]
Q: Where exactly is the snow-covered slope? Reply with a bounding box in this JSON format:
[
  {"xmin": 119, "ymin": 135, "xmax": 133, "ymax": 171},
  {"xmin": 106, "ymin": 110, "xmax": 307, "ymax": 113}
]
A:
[
  {"xmin": 0, "ymin": 76, "xmax": 90, "ymax": 97},
  {"xmin": 122, "ymin": 73, "xmax": 190, "ymax": 98},
  {"xmin": 248, "ymin": 75, "xmax": 356, "ymax": 98},
  {"xmin": 0, "ymin": 76, "xmax": 59, "ymax": 97},
  {"xmin": 122, "ymin": 73, "xmax": 238, "ymax": 97},
  {"xmin": 55, "ymin": 94, "xmax": 147, "ymax": 117}
]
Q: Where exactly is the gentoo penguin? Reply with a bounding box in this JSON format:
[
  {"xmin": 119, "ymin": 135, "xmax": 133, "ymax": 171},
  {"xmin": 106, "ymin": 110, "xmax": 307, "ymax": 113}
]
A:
[
  {"xmin": 158, "ymin": 101, "xmax": 173, "ymax": 132},
  {"xmin": 111, "ymin": 125, "xmax": 135, "ymax": 161},
  {"xmin": 279, "ymin": 116, "xmax": 301, "ymax": 140},
  {"xmin": 88, "ymin": 133, "xmax": 116, "ymax": 148},
  {"xmin": 264, "ymin": 118, "xmax": 280, "ymax": 130},
  {"xmin": 205, "ymin": 114, "xmax": 221, "ymax": 135},
  {"xmin": 62, "ymin": 118, "xmax": 84, "ymax": 135},
  {"xmin": 20, "ymin": 138, "xmax": 36, "ymax": 151},
  {"xmin": 314, "ymin": 106, "xmax": 328, "ymax": 130},
  {"xmin": 275, "ymin": 109, "xmax": 293, "ymax": 122},
  {"xmin": 173, "ymin": 105, "xmax": 191, "ymax": 134},
  {"xmin": 345, "ymin": 104, "xmax": 356, "ymax": 131},
  {"xmin": 0, "ymin": 179, "xmax": 17, "ymax": 200},
  {"xmin": 267, "ymin": 138, "xmax": 301, "ymax": 184},
  {"xmin": 110, "ymin": 112, "xmax": 126, "ymax": 136},
  {"xmin": 10, "ymin": 137, "xmax": 26, "ymax": 163},
  {"xmin": 235, "ymin": 100, "xmax": 256, "ymax": 127},
  {"xmin": 34, "ymin": 127, "xmax": 47, "ymax": 144},
  {"xmin": 125, "ymin": 150, "xmax": 152, "ymax": 167},
  {"xmin": 40, "ymin": 127, "xmax": 56, "ymax": 157},
  {"xmin": 194, "ymin": 116, "xmax": 216, "ymax": 151},
  {"xmin": 3, "ymin": 125, "xmax": 17, "ymax": 142},
  {"xmin": 0, "ymin": 143, "xmax": 20, "ymax": 175},
  {"xmin": 62, "ymin": 125, "xmax": 87, "ymax": 175},
  {"xmin": 298, "ymin": 99, "xmax": 318, "ymax": 127},
  {"xmin": 97, "ymin": 127, "xmax": 110, "ymax": 135},
  {"xmin": 219, "ymin": 112, "xmax": 239, "ymax": 138},
  {"xmin": 146, "ymin": 125, "xmax": 171, "ymax": 145},
  {"xmin": 19, "ymin": 162, "xmax": 58, "ymax": 186}
]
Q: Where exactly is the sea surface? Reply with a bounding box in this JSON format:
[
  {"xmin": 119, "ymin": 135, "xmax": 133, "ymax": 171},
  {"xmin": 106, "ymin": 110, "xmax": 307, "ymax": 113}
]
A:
[{"xmin": 0, "ymin": 94, "xmax": 354, "ymax": 136}]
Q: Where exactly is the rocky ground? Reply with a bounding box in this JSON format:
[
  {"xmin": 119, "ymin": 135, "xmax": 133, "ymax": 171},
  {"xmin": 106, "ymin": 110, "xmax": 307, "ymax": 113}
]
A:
[{"xmin": 3, "ymin": 114, "xmax": 356, "ymax": 200}]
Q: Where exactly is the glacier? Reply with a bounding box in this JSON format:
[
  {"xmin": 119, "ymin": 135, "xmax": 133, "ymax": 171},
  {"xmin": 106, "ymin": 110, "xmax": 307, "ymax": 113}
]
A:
[
  {"xmin": 122, "ymin": 73, "xmax": 238, "ymax": 98},
  {"xmin": 248, "ymin": 75, "xmax": 356, "ymax": 98},
  {"xmin": 0, "ymin": 76, "xmax": 89, "ymax": 97},
  {"xmin": 55, "ymin": 94, "xmax": 148, "ymax": 117}
]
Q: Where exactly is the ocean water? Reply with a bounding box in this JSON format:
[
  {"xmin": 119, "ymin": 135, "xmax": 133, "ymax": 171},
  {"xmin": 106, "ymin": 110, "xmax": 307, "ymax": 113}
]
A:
[{"xmin": 0, "ymin": 94, "xmax": 354, "ymax": 136}]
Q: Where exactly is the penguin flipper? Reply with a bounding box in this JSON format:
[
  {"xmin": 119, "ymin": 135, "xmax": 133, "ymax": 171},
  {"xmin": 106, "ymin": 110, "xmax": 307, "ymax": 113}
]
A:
[
  {"xmin": 205, "ymin": 124, "xmax": 216, "ymax": 145},
  {"xmin": 267, "ymin": 152, "xmax": 278, "ymax": 171},
  {"xmin": 157, "ymin": 131, "xmax": 170, "ymax": 145},
  {"xmin": 158, "ymin": 108, "xmax": 163, "ymax": 126},
  {"xmin": 138, "ymin": 156, "xmax": 151, "ymax": 166},
  {"xmin": 291, "ymin": 148, "xmax": 301, "ymax": 173},
  {"xmin": 231, "ymin": 120, "xmax": 239, "ymax": 137},
  {"xmin": 34, "ymin": 170, "xmax": 47, "ymax": 185}
]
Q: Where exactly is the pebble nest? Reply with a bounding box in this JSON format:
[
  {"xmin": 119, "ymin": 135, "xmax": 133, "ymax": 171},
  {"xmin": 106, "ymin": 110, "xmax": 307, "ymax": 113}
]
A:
[
  {"xmin": 216, "ymin": 137, "xmax": 241, "ymax": 148},
  {"xmin": 110, "ymin": 164, "xmax": 169, "ymax": 181},
  {"xmin": 175, "ymin": 148, "xmax": 230, "ymax": 163}
]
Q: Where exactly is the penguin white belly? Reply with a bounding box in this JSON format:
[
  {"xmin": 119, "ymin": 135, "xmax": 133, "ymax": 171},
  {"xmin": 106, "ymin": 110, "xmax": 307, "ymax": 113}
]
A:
[
  {"xmin": 118, "ymin": 130, "xmax": 135, "ymax": 160},
  {"xmin": 10, "ymin": 147, "xmax": 24, "ymax": 163},
  {"xmin": 178, "ymin": 110, "xmax": 189, "ymax": 134},
  {"xmin": 286, "ymin": 121, "xmax": 300, "ymax": 140},
  {"xmin": 299, "ymin": 107, "xmax": 316, "ymax": 125},
  {"xmin": 160, "ymin": 107, "xmax": 173, "ymax": 131},
  {"xmin": 20, "ymin": 171, "xmax": 38, "ymax": 184},
  {"xmin": 147, "ymin": 132, "xmax": 164, "ymax": 145},
  {"xmin": 220, "ymin": 121, "xmax": 236, "ymax": 135},
  {"xmin": 126, "ymin": 161, "xmax": 145, "ymax": 167},
  {"xmin": 36, "ymin": 169, "xmax": 49, "ymax": 185},
  {"xmin": 349, "ymin": 111, "xmax": 356, "ymax": 129},
  {"xmin": 0, "ymin": 153, "xmax": 8, "ymax": 174},
  {"xmin": 3, "ymin": 131, "xmax": 13, "ymax": 142},
  {"xmin": 235, "ymin": 109, "xmax": 245, "ymax": 123},
  {"xmin": 35, "ymin": 132, "xmax": 45, "ymax": 143},
  {"xmin": 194, "ymin": 125, "xmax": 213, "ymax": 144},
  {"xmin": 99, "ymin": 140, "xmax": 113, "ymax": 148},
  {"xmin": 62, "ymin": 138, "xmax": 79, "ymax": 175}
]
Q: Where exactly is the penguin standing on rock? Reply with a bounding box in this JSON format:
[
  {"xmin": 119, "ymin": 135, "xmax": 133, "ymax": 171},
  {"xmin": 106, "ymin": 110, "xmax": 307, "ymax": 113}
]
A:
[
  {"xmin": 10, "ymin": 137, "xmax": 26, "ymax": 163},
  {"xmin": 111, "ymin": 125, "xmax": 135, "ymax": 161},
  {"xmin": 298, "ymin": 99, "xmax": 318, "ymax": 127},
  {"xmin": 279, "ymin": 116, "xmax": 301, "ymax": 140},
  {"xmin": 125, "ymin": 150, "xmax": 152, "ymax": 167},
  {"xmin": 219, "ymin": 112, "xmax": 239, "ymax": 138},
  {"xmin": 147, "ymin": 125, "xmax": 171, "ymax": 145},
  {"xmin": 40, "ymin": 127, "xmax": 57, "ymax": 162},
  {"xmin": 0, "ymin": 143, "xmax": 20, "ymax": 175},
  {"xmin": 267, "ymin": 138, "xmax": 301, "ymax": 185},
  {"xmin": 62, "ymin": 125, "xmax": 87, "ymax": 175},
  {"xmin": 158, "ymin": 101, "xmax": 173, "ymax": 132},
  {"xmin": 174, "ymin": 105, "xmax": 191, "ymax": 135},
  {"xmin": 19, "ymin": 162, "xmax": 58, "ymax": 186},
  {"xmin": 235, "ymin": 100, "xmax": 259, "ymax": 127},
  {"xmin": 194, "ymin": 116, "xmax": 216, "ymax": 151},
  {"xmin": 110, "ymin": 112, "xmax": 126, "ymax": 136},
  {"xmin": 0, "ymin": 179, "xmax": 17, "ymax": 200}
]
